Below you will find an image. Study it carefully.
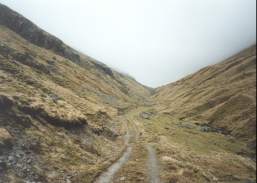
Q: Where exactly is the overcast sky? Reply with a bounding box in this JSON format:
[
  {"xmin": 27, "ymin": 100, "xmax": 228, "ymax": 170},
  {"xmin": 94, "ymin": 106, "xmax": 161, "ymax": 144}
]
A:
[{"xmin": 1, "ymin": 0, "xmax": 256, "ymax": 87}]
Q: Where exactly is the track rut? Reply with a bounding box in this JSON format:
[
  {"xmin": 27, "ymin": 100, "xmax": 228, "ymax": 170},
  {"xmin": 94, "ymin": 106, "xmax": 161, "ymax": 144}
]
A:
[{"xmin": 94, "ymin": 118, "xmax": 132, "ymax": 183}]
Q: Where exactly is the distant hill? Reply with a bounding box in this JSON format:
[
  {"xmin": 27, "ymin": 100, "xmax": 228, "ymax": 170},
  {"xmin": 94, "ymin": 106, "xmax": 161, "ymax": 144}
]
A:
[{"xmin": 152, "ymin": 45, "xmax": 256, "ymax": 142}]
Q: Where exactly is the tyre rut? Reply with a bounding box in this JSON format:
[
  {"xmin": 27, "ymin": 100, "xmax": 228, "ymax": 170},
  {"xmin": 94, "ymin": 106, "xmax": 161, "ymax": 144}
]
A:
[
  {"xmin": 95, "ymin": 118, "xmax": 161, "ymax": 183},
  {"xmin": 94, "ymin": 118, "xmax": 132, "ymax": 183},
  {"xmin": 146, "ymin": 144, "xmax": 161, "ymax": 183}
]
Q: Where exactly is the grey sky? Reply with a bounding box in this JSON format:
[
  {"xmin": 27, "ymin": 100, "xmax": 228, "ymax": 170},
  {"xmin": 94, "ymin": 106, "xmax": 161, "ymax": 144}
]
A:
[{"xmin": 1, "ymin": 0, "xmax": 256, "ymax": 87}]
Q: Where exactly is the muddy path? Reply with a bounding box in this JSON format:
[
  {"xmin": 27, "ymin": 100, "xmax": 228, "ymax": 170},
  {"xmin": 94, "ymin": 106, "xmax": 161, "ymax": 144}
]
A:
[
  {"xmin": 146, "ymin": 144, "xmax": 161, "ymax": 183},
  {"xmin": 94, "ymin": 118, "xmax": 133, "ymax": 183}
]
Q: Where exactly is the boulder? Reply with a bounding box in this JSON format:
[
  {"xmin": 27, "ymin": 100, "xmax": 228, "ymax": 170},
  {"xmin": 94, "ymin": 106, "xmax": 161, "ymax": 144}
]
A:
[
  {"xmin": 49, "ymin": 94, "xmax": 58, "ymax": 103},
  {"xmin": 140, "ymin": 113, "xmax": 149, "ymax": 119}
]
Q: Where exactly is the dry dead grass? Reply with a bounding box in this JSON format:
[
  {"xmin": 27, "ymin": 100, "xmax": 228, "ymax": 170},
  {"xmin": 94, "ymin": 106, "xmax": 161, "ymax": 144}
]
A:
[
  {"xmin": 126, "ymin": 107, "xmax": 256, "ymax": 182},
  {"xmin": 0, "ymin": 21, "xmax": 152, "ymax": 182},
  {"xmin": 0, "ymin": 6, "xmax": 256, "ymax": 182},
  {"xmin": 152, "ymin": 45, "xmax": 256, "ymax": 142},
  {"xmin": 112, "ymin": 144, "xmax": 148, "ymax": 183}
]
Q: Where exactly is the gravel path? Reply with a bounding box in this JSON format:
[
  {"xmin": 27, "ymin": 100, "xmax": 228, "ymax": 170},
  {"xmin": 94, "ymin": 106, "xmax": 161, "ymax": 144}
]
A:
[
  {"xmin": 94, "ymin": 118, "xmax": 132, "ymax": 183},
  {"xmin": 146, "ymin": 144, "xmax": 161, "ymax": 183}
]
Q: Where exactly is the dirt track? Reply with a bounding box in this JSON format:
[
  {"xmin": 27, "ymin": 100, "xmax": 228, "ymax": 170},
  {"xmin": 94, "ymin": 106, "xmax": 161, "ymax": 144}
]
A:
[
  {"xmin": 94, "ymin": 118, "xmax": 132, "ymax": 183},
  {"xmin": 95, "ymin": 118, "xmax": 161, "ymax": 183},
  {"xmin": 146, "ymin": 144, "xmax": 161, "ymax": 183}
]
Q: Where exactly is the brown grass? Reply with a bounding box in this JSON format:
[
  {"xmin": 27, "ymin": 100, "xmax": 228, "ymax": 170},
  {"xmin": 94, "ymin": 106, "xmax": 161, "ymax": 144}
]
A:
[{"xmin": 0, "ymin": 7, "xmax": 256, "ymax": 183}]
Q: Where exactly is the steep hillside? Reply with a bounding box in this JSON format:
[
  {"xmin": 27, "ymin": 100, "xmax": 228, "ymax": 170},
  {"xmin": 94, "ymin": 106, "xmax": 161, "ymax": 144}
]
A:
[
  {"xmin": 152, "ymin": 45, "xmax": 256, "ymax": 142},
  {"xmin": 0, "ymin": 3, "xmax": 153, "ymax": 119},
  {"xmin": 0, "ymin": 3, "xmax": 152, "ymax": 182},
  {"xmin": 0, "ymin": 3, "xmax": 256, "ymax": 183}
]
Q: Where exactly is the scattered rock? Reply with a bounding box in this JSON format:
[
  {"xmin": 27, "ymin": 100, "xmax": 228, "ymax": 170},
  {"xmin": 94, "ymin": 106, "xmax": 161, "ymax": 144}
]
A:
[
  {"xmin": 247, "ymin": 139, "xmax": 256, "ymax": 149},
  {"xmin": 7, "ymin": 155, "xmax": 17, "ymax": 165},
  {"xmin": 16, "ymin": 171, "xmax": 27, "ymax": 178},
  {"xmin": 49, "ymin": 94, "xmax": 58, "ymax": 103},
  {"xmin": 52, "ymin": 56, "xmax": 56, "ymax": 60},
  {"xmin": 140, "ymin": 113, "xmax": 149, "ymax": 119},
  {"xmin": 184, "ymin": 124, "xmax": 193, "ymax": 129},
  {"xmin": 199, "ymin": 126, "xmax": 213, "ymax": 132}
]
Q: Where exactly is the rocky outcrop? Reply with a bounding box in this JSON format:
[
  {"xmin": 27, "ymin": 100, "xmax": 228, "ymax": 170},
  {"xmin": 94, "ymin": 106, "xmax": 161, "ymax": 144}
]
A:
[
  {"xmin": 12, "ymin": 52, "xmax": 50, "ymax": 74},
  {"xmin": 92, "ymin": 62, "xmax": 114, "ymax": 77},
  {"xmin": 0, "ymin": 3, "xmax": 80, "ymax": 65}
]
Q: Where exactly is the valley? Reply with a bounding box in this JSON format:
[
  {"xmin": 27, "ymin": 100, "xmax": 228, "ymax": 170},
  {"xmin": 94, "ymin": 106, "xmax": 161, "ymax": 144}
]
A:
[{"xmin": 0, "ymin": 3, "xmax": 256, "ymax": 183}]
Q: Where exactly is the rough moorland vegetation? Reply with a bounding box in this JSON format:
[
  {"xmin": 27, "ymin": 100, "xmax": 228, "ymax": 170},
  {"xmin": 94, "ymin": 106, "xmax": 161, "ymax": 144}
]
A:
[{"xmin": 0, "ymin": 3, "xmax": 256, "ymax": 183}]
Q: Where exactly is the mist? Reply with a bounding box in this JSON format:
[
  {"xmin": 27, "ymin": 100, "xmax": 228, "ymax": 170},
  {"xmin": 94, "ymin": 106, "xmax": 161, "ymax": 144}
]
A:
[{"xmin": 1, "ymin": 0, "xmax": 256, "ymax": 87}]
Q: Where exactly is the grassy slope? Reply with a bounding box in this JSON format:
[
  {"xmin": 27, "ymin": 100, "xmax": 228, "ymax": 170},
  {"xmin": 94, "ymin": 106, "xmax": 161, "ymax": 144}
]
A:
[
  {"xmin": 0, "ymin": 5, "xmax": 152, "ymax": 182},
  {"xmin": 152, "ymin": 45, "xmax": 256, "ymax": 142},
  {"xmin": 0, "ymin": 3, "xmax": 256, "ymax": 182},
  {"xmin": 125, "ymin": 107, "xmax": 256, "ymax": 183}
]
